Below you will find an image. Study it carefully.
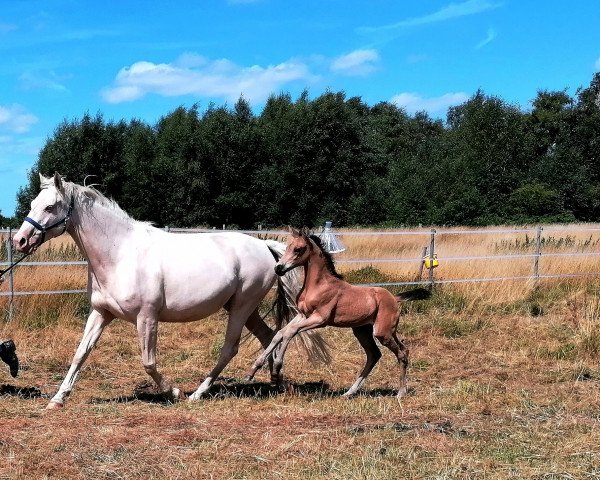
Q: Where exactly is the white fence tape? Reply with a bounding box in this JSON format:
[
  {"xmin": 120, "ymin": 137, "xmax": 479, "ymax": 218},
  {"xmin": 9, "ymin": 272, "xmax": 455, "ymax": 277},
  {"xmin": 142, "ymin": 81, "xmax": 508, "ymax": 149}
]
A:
[{"xmin": 2, "ymin": 225, "xmax": 600, "ymax": 299}]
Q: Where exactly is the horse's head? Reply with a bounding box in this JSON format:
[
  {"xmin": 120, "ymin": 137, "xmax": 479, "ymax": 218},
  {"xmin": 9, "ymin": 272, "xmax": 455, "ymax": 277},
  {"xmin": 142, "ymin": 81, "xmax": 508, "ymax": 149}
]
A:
[
  {"xmin": 13, "ymin": 172, "xmax": 74, "ymax": 254},
  {"xmin": 274, "ymin": 226, "xmax": 313, "ymax": 276}
]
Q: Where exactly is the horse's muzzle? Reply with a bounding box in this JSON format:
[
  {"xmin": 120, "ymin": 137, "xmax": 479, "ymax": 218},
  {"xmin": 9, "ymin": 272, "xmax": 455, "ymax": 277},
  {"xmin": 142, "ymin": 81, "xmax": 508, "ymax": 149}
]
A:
[
  {"xmin": 274, "ymin": 264, "xmax": 287, "ymax": 276},
  {"xmin": 12, "ymin": 231, "xmax": 39, "ymax": 254}
]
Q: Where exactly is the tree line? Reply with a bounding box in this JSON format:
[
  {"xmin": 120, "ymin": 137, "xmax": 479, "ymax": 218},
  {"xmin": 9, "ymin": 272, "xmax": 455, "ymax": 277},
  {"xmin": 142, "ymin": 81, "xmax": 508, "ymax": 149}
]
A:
[{"xmin": 7, "ymin": 72, "xmax": 600, "ymax": 229}]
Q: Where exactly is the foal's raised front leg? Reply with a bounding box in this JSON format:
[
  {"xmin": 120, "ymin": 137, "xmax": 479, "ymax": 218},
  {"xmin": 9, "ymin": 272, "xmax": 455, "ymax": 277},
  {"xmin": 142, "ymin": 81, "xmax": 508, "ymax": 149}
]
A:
[
  {"xmin": 137, "ymin": 312, "xmax": 184, "ymax": 400},
  {"xmin": 247, "ymin": 313, "xmax": 327, "ymax": 381},
  {"xmin": 246, "ymin": 313, "xmax": 304, "ymax": 381},
  {"xmin": 47, "ymin": 308, "xmax": 113, "ymax": 409}
]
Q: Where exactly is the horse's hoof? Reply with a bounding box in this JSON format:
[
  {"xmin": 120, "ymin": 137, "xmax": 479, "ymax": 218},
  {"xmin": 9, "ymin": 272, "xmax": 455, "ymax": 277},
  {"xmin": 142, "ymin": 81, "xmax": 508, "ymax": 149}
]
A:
[
  {"xmin": 46, "ymin": 401, "xmax": 64, "ymax": 410},
  {"xmin": 397, "ymin": 387, "xmax": 408, "ymax": 398}
]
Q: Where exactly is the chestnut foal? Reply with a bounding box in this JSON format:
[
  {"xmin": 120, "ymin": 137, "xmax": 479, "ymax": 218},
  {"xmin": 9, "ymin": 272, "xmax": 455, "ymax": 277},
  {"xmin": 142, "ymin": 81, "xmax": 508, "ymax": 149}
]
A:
[{"xmin": 247, "ymin": 227, "xmax": 431, "ymax": 397}]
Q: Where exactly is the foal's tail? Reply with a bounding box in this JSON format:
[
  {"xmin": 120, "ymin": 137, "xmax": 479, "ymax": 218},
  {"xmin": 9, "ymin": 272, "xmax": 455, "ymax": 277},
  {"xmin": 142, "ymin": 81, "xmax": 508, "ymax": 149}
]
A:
[
  {"xmin": 395, "ymin": 288, "xmax": 432, "ymax": 302},
  {"xmin": 266, "ymin": 240, "xmax": 331, "ymax": 364}
]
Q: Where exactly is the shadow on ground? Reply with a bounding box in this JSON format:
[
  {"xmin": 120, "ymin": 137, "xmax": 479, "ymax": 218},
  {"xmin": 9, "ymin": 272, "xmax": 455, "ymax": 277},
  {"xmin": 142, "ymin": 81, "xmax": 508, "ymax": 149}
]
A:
[
  {"xmin": 90, "ymin": 378, "xmax": 400, "ymax": 405},
  {"xmin": 0, "ymin": 384, "xmax": 45, "ymax": 399}
]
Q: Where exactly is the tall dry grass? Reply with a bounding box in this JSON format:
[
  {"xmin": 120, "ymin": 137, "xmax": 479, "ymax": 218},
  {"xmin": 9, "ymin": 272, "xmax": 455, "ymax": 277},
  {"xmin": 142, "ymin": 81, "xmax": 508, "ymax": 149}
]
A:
[{"xmin": 2, "ymin": 225, "xmax": 600, "ymax": 479}]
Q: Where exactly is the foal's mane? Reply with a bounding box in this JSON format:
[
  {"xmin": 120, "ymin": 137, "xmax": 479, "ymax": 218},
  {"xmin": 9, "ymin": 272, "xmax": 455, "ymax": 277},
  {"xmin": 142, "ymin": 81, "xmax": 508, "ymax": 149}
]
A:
[{"xmin": 308, "ymin": 234, "xmax": 343, "ymax": 279}]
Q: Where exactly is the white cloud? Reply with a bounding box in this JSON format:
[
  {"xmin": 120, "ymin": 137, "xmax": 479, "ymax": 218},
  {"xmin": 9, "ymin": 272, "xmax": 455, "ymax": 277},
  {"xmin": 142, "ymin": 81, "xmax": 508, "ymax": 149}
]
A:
[
  {"xmin": 0, "ymin": 22, "xmax": 17, "ymax": 34},
  {"xmin": 358, "ymin": 0, "xmax": 502, "ymax": 35},
  {"xmin": 19, "ymin": 71, "xmax": 70, "ymax": 92},
  {"xmin": 0, "ymin": 104, "xmax": 39, "ymax": 133},
  {"xmin": 330, "ymin": 49, "xmax": 380, "ymax": 76},
  {"xmin": 390, "ymin": 92, "xmax": 469, "ymax": 115},
  {"xmin": 476, "ymin": 28, "xmax": 497, "ymax": 49},
  {"xmin": 102, "ymin": 54, "xmax": 315, "ymax": 104},
  {"xmin": 406, "ymin": 54, "xmax": 428, "ymax": 64}
]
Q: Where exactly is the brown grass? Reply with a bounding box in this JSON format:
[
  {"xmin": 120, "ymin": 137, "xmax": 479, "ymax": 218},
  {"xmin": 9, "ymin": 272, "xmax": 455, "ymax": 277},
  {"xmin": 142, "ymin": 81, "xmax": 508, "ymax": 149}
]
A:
[{"xmin": 1, "ymin": 226, "xmax": 600, "ymax": 479}]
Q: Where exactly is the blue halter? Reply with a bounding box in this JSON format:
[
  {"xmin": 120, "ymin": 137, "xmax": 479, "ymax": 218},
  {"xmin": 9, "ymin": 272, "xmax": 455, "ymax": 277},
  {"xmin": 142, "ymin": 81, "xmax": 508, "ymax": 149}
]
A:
[{"xmin": 24, "ymin": 195, "xmax": 75, "ymax": 247}]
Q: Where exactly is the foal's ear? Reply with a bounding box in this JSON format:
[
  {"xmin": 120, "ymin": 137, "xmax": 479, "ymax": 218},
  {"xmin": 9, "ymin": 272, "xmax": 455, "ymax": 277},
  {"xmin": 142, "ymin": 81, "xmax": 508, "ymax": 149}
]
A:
[
  {"xmin": 300, "ymin": 226, "xmax": 311, "ymax": 238},
  {"xmin": 289, "ymin": 226, "xmax": 301, "ymax": 237},
  {"xmin": 53, "ymin": 172, "xmax": 64, "ymax": 191}
]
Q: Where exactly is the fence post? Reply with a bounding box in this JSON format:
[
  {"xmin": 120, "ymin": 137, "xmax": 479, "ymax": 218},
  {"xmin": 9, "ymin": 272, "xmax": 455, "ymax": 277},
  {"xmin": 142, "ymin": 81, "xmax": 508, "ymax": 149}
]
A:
[
  {"xmin": 428, "ymin": 228, "xmax": 436, "ymax": 288},
  {"xmin": 417, "ymin": 246, "xmax": 428, "ymax": 281},
  {"xmin": 533, "ymin": 225, "xmax": 543, "ymax": 285},
  {"xmin": 6, "ymin": 227, "xmax": 14, "ymax": 321}
]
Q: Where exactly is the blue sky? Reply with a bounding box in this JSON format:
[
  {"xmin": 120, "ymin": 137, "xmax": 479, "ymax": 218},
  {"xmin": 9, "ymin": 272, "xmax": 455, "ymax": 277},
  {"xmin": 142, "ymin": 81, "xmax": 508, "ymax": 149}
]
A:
[{"xmin": 1, "ymin": 0, "xmax": 599, "ymax": 216}]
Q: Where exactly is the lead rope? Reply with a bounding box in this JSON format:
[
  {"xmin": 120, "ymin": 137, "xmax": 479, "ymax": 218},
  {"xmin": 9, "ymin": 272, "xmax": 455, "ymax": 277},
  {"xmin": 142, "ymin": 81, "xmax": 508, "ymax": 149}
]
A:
[{"xmin": 0, "ymin": 251, "xmax": 31, "ymax": 281}]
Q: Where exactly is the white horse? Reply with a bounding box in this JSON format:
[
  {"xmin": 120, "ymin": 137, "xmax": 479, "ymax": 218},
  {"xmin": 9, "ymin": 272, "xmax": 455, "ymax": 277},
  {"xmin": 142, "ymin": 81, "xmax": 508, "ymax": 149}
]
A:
[{"xmin": 13, "ymin": 173, "xmax": 327, "ymax": 409}]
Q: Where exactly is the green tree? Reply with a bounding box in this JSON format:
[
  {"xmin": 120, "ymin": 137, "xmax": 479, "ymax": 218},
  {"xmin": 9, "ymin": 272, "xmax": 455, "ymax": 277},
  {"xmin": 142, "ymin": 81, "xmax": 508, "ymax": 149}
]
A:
[{"xmin": 434, "ymin": 91, "xmax": 530, "ymax": 225}]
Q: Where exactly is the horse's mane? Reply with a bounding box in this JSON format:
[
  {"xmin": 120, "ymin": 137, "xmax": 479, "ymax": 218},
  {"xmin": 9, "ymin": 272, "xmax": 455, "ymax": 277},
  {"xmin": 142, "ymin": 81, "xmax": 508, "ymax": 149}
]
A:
[
  {"xmin": 43, "ymin": 177, "xmax": 139, "ymax": 225},
  {"xmin": 309, "ymin": 234, "xmax": 343, "ymax": 279}
]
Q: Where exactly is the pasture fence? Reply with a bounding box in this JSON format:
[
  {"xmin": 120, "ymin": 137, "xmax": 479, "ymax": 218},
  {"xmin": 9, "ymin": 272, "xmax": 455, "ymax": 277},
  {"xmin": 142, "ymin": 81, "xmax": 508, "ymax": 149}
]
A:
[{"xmin": 3, "ymin": 225, "xmax": 600, "ymax": 319}]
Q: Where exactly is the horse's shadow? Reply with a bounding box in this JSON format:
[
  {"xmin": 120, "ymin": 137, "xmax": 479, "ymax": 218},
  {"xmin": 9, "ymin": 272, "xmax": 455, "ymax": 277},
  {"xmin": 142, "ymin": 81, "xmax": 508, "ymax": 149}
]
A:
[
  {"xmin": 0, "ymin": 384, "xmax": 46, "ymax": 399},
  {"xmin": 90, "ymin": 379, "xmax": 400, "ymax": 405}
]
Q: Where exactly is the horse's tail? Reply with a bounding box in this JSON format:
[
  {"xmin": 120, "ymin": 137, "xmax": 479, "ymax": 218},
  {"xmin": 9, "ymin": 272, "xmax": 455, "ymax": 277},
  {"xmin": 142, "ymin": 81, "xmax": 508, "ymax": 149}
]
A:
[
  {"xmin": 395, "ymin": 288, "xmax": 432, "ymax": 302},
  {"xmin": 266, "ymin": 240, "xmax": 331, "ymax": 364}
]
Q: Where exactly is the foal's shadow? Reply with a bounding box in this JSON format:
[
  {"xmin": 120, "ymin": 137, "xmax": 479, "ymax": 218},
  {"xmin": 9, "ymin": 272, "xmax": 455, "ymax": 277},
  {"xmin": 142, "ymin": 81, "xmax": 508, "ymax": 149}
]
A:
[
  {"xmin": 90, "ymin": 378, "xmax": 402, "ymax": 405},
  {"xmin": 0, "ymin": 384, "xmax": 46, "ymax": 399}
]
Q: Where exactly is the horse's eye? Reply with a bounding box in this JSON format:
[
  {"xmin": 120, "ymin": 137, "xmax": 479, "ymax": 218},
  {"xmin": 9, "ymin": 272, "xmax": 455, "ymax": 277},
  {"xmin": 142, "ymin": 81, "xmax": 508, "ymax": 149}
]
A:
[
  {"xmin": 45, "ymin": 205, "xmax": 54, "ymax": 212},
  {"xmin": 294, "ymin": 247, "xmax": 305, "ymax": 254}
]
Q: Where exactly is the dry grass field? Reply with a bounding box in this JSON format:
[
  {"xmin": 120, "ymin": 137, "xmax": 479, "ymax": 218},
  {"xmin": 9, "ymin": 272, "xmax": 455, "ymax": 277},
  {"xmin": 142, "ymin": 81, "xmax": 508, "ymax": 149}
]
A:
[{"xmin": 2, "ymin": 226, "xmax": 600, "ymax": 479}]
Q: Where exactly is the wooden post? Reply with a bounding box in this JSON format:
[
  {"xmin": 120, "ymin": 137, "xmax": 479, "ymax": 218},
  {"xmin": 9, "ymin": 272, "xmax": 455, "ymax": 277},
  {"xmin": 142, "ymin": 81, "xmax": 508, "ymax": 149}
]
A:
[
  {"xmin": 6, "ymin": 227, "xmax": 14, "ymax": 321},
  {"xmin": 417, "ymin": 246, "xmax": 428, "ymax": 281},
  {"xmin": 428, "ymin": 228, "xmax": 436, "ymax": 288},
  {"xmin": 533, "ymin": 225, "xmax": 543, "ymax": 285}
]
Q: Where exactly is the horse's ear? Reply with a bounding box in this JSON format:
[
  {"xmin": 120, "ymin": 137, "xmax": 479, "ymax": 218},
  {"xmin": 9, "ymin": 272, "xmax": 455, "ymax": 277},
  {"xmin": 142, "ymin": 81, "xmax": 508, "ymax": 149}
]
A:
[
  {"xmin": 289, "ymin": 226, "xmax": 301, "ymax": 237},
  {"xmin": 39, "ymin": 173, "xmax": 52, "ymax": 189},
  {"xmin": 301, "ymin": 226, "xmax": 311, "ymax": 238},
  {"xmin": 53, "ymin": 172, "xmax": 63, "ymax": 192}
]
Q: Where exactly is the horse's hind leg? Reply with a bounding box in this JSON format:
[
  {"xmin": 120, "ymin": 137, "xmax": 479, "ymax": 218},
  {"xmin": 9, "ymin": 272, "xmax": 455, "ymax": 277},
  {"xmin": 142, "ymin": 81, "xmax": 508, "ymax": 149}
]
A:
[
  {"xmin": 374, "ymin": 320, "xmax": 410, "ymax": 398},
  {"xmin": 343, "ymin": 324, "xmax": 382, "ymax": 397},
  {"xmin": 245, "ymin": 308, "xmax": 282, "ymax": 384},
  {"xmin": 189, "ymin": 300, "xmax": 255, "ymax": 400}
]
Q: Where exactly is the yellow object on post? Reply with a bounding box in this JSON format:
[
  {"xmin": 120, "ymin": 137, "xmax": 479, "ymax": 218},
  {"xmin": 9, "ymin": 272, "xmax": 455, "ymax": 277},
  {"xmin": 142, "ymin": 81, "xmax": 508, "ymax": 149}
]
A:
[{"xmin": 424, "ymin": 254, "xmax": 439, "ymax": 269}]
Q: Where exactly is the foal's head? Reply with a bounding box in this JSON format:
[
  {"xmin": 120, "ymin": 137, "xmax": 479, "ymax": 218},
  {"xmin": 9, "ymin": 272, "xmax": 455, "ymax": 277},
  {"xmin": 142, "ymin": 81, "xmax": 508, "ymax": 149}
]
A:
[{"xmin": 274, "ymin": 227, "xmax": 343, "ymax": 278}]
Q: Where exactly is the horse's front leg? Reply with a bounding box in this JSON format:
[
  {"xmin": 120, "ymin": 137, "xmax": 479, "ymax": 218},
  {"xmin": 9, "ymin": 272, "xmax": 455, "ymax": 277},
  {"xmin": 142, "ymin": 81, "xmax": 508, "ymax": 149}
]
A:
[
  {"xmin": 136, "ymin": 313, "xmax": 185, "ymax": 401},
  {"xmin": 47, "ymin": 308, "xmax": 113, "ymax": 409}
]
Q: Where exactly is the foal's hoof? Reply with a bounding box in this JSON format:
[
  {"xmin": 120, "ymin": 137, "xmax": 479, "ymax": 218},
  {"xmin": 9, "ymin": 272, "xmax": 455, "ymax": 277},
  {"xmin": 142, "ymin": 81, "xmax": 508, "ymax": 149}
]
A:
[
  {"xmin": 171, "ymin": 387, "xmax": 187, "ymax": 401},
  {"xmin": 397, "ymin": 387, "xmax": 408, "ymax": 398},
  {"xmin": 46, "ymin": 401, "xmax": 64, "ymax": 410}
]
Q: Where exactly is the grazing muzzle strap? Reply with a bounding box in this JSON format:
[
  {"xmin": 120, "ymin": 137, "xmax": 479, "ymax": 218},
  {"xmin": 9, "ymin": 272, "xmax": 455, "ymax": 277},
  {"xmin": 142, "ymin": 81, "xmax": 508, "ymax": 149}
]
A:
[{"xmin": 24, "ymin": 195, "xmax": 75, "ymax": 246}]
